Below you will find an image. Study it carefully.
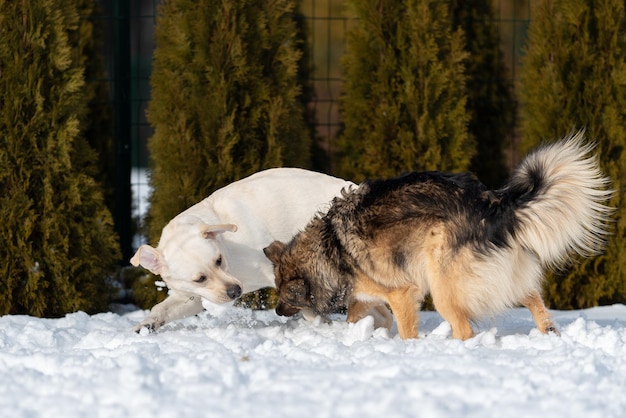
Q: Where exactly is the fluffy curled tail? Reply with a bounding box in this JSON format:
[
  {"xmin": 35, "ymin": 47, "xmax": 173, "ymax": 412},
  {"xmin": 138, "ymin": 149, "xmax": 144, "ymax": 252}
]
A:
[{"xmin": 503, "ymin": 130, "xmax": 614, "ymax": 268}]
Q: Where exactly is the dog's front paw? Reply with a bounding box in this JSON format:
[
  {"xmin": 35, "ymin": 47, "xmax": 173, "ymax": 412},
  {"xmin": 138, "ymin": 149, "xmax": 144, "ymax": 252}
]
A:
[
  {"xmin": 133, "ymin": 318, "xmax": 164, "ymax": 334},
  {"xmin": 545, "ymin": 325, "xmax": 561, "ymax": 336}
]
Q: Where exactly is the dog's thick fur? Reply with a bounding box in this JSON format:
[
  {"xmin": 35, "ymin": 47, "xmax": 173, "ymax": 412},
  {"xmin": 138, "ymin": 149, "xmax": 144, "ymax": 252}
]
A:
[
  {"xmin": 130, "ymin": 168, "xmax": 391, "ymax": 332},
  {"xmin": 264, "ymin": 132, "xmax": 614, "ymax": 340}
]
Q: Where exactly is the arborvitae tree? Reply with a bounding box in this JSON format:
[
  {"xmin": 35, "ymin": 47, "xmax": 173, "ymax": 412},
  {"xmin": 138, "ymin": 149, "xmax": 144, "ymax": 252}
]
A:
[
  {"xmin": 75, "ymin": 0, "xmax": 115, "ymax": 210},
  {"xmin": 518, "ymin": 0, "xmax": 626, "ymax": 308},
  {"xmin": 451, "ymin": 0, "xmax": 516, "ymax": 189},
  {"xmin": 142, "ymin": 0, "xmax": 312, "ymax": 309},
  {"xmin": 146, "ymin": 0, "xmax": 312, "ymax": 241},
  {"xmin": 337, "ymin": 0, "xmax": 474, "ymax": 182},
  {"xmin": 0, "ymin": 0, "xmax": 121, "ymax": 316}
]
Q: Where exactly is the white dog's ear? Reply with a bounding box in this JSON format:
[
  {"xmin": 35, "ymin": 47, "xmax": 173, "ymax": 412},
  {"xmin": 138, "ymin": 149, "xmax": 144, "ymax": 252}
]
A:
[
  {"xmin": 200, "ymin": 224, "xmax": 238, "ymax": 239},
  {"xmin": 263, "ymin": 241, "xmax": 285, "ymax": 264},
  {"xmin": 130, "ymin": 245, "xmax": 164, "ymax": 275}
]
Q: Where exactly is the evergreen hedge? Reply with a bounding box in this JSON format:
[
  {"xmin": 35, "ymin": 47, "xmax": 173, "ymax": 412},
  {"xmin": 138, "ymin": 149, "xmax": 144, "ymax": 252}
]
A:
[
  {"xmin": 142, "ymin": 0, "xmax": 313, "ymax": 309},
  {"xmin": 76, "ymin": 0, "xmax": 115, "ymax": 210},
  {"xmin": 146, "ymin": 0, "xmax": 313, "ymax": 242},
  {"xmin": 0, "ymin": 0, "xmax": 121, "ymax": 316},
  {"xmin": 337, "ymin": 0, "xmax": 474, "ymax": 182},
  {"xmin": 518, "ymin": 0, "xmax": 626, "ymax": 308}
]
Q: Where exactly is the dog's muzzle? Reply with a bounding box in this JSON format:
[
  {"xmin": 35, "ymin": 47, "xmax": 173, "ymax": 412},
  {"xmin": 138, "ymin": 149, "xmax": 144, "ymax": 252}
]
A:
[
  {"xmin": 275, "ymin": 301, "xmax": 301, "ymax": 317},
  {"xmin": 227, "ymin": 284, "xmax": 242, "ymax": 300}
]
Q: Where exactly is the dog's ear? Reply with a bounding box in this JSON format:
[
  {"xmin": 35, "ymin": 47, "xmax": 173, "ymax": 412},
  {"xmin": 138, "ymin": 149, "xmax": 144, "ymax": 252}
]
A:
[
  {"xmin": 263, "ymin": 241, "xmax": 285, "ymax": 264},
  {"xmin": 200, "ymin": 223, "xmax": 238, "ymax": 239},
  {"xmin": 130, "ymin": 245, "xmax": 164, "ymax": 275}
]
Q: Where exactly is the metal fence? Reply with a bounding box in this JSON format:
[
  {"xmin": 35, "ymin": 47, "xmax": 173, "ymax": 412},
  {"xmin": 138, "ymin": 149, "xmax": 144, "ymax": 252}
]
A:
[{"xmin": 96, "ymin": 0, "xmax": 531, "ymax": 259}]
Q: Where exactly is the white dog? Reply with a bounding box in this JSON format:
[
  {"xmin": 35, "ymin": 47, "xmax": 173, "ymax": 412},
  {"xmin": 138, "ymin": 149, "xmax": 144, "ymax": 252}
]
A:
[{"xmin": 130, "ymin": 168, "xmax": 392, "ymax": 333}]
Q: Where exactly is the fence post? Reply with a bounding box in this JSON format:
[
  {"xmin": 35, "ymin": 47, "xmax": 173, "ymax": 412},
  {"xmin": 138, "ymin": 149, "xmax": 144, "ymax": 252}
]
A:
[{"xmin": 113, "ymin": 0, "xmax": 132, "ymax": 263}]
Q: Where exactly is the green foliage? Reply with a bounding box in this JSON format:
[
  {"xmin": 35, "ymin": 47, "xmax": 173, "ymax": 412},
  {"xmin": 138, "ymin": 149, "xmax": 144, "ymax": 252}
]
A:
[
  {"xmin": 236, "ymin": 288, "xmax": 278, "ymax": 310},
  {"xmin": 0, "ymin": 0, "xmax": 121, "ymax": 316},
  {"xmin": 337, "ymin": 0, "xmax": 474, "ymax": 182},
  {"xmin": 519, "ymin": 0, "xmax": 626, "ymax": 308},
  {"xmin": 128, "ymin": 269, "xmax": 167, "ymax": 310},
  {"xmin": 146, "ymin": 0, "xmax": 313, "ymax": 242},
  {"xmin": 74, "ymin": 0, "xmax": 115, "ymax": 209},
  {"xmin": 451, "ymin": 0, "xmax": 516, "ymax": 188}
]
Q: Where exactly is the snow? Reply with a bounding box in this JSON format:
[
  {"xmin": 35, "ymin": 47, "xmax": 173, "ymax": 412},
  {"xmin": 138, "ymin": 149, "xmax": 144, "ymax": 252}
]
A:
[
  {"xmin": 1, "ymin": 303, "xmax": 626, "ymax": 418},
  {"xmin": 131, "ymin": 167, "xmax": 150, "ymax": 248}
]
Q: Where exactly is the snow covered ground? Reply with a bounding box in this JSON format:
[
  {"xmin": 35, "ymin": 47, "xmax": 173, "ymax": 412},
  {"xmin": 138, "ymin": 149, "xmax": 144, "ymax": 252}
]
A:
[{"xmin": 1, "ymin": 303, "xmax": 625, "ymax": 418}]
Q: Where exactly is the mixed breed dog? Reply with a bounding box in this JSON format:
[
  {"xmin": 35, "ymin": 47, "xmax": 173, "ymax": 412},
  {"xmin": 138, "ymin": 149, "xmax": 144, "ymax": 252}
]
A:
[{"xmin": 131, "ymin": 131, "xmax": 614, "ymax": 340}]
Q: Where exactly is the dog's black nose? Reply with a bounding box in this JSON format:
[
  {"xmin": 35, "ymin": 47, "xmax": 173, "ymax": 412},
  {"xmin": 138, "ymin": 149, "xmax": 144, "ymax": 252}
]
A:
[{"xmin": 227, "ymin": 284, "xmax": 242, "ymax": 300}]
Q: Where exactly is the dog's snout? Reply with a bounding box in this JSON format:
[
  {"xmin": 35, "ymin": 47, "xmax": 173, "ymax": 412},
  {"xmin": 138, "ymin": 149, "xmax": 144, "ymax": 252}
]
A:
[
  {"xmin": 276, "ymin": 301, "xmax": 300, "ymax": 317},
  {"xmin": 227, "ymin": 284, "xmax": 242, "ymax": 300}
]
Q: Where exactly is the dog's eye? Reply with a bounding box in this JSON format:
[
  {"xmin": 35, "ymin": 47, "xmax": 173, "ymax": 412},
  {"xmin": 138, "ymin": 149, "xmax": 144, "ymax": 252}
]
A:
[
  {"xmin": 215, "ymin": 256, "xmax": 223, "ymax": 267},
  {"xmin": 195, "ymin": 275, "xmax": 208, "ymax": 284}
]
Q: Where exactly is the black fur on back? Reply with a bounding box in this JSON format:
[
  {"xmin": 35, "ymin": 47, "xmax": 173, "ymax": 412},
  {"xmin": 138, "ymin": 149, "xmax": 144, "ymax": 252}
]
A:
[
  {"xmin": 325, "ymin": 171, "xmax": 528, "ymax": 256},
  {"xmin": 286, "ymin": 169, "xmax": 550, "ymax": 314}
]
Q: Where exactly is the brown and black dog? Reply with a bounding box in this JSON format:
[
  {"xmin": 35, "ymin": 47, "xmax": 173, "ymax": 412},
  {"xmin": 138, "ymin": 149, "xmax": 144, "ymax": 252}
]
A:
[{"xmin": 265, "ymin": 132, "xmax": 613, "ymax": 340}]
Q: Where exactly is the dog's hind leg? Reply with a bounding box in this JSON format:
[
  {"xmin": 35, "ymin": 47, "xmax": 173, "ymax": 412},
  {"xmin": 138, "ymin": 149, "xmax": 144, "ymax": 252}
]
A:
[
  {"xmin": 369, "ymin": 303, "xmax": 394, "ymax": 330},
  {"xmin": 346, "ymin": 299, "xmax": 393, "ymax": 330},
  {"xmin": 521, "ymin": 289, "xmax": 560, "ymax": 336}
]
